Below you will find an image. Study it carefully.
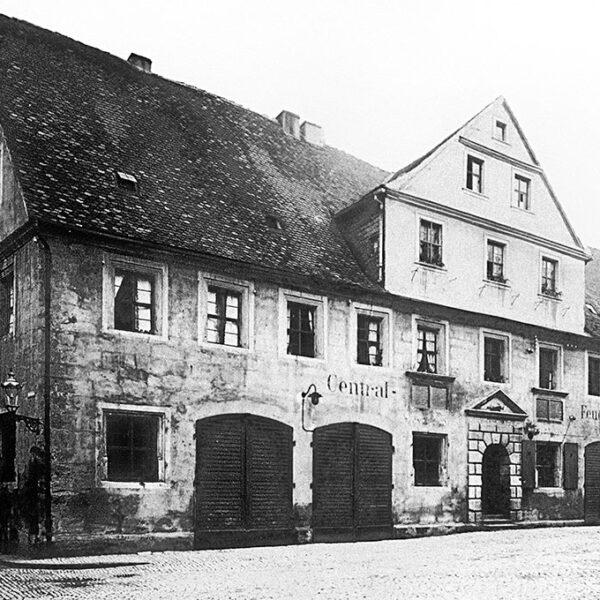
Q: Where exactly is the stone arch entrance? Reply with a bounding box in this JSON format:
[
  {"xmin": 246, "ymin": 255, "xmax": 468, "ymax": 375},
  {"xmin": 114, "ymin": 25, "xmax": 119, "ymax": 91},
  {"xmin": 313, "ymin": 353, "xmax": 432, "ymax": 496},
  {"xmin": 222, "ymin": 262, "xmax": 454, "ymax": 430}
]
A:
[{"xmin": 482, "ymin": 444, "xmax": 511, "ymax": 517}]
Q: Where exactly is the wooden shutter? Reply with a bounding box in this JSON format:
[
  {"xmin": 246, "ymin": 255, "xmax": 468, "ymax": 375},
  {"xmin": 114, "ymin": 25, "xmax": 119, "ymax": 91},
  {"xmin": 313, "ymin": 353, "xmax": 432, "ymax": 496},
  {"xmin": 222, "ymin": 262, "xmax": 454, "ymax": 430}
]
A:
[
  {"xmin": 585, "ymin": 442, "xmax": 600, "ymax": 522},
  {"xmin": 521, "ymin": 439, "xmax": 536, "ymax": 489},
  {"xmin": 245, "ymin": 416, "xmax": 293, "ymax": 531},
  {"xmin": 312, "ymin": 423, "xmax": 354, "ymax": 532},
  {"xmin": 195, "ymin": 415, "xmax": 244, "ymax": 531},
  {"xmin": 355, "ymin": 424, "xmax": 392, "ymax": 535},
  {"xmin": 563, "ymin": 443, "xmax": 578, "ymax": 490}
]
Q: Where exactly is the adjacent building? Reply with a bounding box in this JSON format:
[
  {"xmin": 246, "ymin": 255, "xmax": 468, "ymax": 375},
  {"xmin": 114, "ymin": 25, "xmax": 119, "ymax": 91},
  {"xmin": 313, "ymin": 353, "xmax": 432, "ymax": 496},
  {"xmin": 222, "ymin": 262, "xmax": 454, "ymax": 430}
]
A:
[{"xmin": 1, "ymin": 15, "xmax": 600, "ymax": 550}]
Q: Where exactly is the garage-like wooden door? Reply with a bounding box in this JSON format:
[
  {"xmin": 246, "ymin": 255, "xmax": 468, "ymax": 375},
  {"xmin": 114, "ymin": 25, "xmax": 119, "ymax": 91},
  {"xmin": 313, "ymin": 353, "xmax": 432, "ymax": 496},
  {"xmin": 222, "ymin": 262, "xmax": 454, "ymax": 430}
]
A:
[
  {"xmin": 585, "ymin": 442, "xmax": 600, "ymax": 523},
  {"xmin": 194, "ymin": 414, "xmax": 294, "ymax": 548},
  {"xmin": 312, "ymin": 423, "xmax": 393, "ymax": 542}
]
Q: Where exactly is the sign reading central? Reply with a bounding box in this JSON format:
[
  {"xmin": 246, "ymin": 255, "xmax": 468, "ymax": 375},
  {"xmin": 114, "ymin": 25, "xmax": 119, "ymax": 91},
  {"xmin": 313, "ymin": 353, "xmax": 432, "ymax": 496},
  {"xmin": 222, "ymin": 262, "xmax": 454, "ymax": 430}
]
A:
[{"xmin": 326, "ymin": 374, "xmax": 396, "ymax": 398}]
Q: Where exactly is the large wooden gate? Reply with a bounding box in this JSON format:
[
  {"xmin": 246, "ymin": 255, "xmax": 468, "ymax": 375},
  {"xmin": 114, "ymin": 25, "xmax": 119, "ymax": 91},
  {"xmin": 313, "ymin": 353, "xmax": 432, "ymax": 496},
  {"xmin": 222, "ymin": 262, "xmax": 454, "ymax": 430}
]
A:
[
  {"xmin": 312, "ymin": 423, "xmax": 393, "ymax": 542},
  {"xmin": 194, "ymin": 414, "xmax": 294, "ymax": 548},
  {"xmin": 585, "ymin": 442, "xmax": 600, "ymax": 523}
]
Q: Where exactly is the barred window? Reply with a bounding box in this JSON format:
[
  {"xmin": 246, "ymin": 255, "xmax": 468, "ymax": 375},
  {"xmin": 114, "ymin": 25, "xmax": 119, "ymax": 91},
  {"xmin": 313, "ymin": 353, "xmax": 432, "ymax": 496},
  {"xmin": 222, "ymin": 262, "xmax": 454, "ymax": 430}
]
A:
[
  {"xmin": 413, "ymin": 434, "xmax": 444, "ymax": 486},
  {"xmin": 106, "ymin": 412, "xmax": 160, "ymax": 482}
]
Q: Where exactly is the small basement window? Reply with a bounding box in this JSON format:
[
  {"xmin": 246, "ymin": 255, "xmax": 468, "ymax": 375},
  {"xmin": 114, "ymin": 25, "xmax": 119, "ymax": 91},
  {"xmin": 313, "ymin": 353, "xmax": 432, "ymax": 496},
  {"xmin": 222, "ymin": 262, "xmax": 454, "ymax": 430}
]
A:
[{"xmin": 116, "ymin": 171, "xmax": 139, "ymax": 192}]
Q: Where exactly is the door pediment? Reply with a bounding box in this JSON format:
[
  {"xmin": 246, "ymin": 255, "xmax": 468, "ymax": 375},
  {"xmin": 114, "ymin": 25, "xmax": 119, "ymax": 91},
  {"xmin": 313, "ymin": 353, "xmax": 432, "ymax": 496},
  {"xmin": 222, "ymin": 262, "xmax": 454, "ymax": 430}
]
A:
[{"xmin": 465, "ymin": 389, "xmax": 528, "ymax": 421}]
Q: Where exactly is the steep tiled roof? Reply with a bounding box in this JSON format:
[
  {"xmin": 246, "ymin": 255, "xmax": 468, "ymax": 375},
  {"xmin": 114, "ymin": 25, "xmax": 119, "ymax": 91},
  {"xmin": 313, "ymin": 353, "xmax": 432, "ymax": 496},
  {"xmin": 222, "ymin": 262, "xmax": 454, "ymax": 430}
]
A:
[{"xmin": 0, "ymin": 16, "xmax": 389, "ymax": 291}]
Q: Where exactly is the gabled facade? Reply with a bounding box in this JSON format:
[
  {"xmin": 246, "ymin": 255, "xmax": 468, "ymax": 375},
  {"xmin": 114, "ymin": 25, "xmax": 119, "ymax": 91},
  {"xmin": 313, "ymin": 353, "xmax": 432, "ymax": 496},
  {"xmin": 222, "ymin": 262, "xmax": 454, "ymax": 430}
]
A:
[{"xmin": 2, "ymin": 16, "xmax": 600, "ymax": 553}]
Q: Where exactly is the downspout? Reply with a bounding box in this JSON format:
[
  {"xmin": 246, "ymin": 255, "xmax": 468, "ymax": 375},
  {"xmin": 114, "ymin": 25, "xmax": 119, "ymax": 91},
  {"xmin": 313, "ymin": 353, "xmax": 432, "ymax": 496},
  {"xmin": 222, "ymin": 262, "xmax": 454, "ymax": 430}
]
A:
[{"xmin": 34, "ymin": 232, "xmax": 53, "ymax": 544}]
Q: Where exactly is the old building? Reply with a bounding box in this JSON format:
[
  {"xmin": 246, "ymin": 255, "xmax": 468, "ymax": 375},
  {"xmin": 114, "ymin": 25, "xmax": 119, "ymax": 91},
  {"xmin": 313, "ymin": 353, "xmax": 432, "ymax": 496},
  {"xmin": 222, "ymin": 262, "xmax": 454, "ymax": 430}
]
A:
[{"xmin": 1, "ymin": 15, "xmax": 600, "ymax": 551}]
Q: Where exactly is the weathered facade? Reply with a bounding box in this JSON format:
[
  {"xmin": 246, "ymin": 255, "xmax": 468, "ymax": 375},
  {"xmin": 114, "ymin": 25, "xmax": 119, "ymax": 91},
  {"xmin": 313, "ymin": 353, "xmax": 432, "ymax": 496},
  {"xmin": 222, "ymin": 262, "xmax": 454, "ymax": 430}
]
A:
[{"xmin": 2, "ymin": 15, "xmax": 600, "ymax": 551}]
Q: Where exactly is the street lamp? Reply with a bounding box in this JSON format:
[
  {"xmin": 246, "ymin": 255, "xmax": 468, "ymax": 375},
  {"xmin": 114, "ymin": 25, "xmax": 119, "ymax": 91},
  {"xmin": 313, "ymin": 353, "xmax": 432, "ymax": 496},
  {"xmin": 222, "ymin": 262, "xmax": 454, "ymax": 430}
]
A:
[
  {"xmin": 301, "ymin": 384, "xmax": 322, "ymax": 433},
  {"xmin": 1, "ymin": 370, "xmax": 41, "ymax": 435},
  {"xmin": 2, "ymin": 370, "xmax": 22, "ymax": 413}
]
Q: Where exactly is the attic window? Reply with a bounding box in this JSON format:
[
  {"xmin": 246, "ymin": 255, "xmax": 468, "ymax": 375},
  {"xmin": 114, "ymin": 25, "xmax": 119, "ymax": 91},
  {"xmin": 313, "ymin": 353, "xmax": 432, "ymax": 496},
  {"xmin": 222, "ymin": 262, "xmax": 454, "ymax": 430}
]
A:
[
  {"xmin": 494, "ymin": 120, "xmax": 507, "ymax": 142},
  {"xmin": 116, "ymin": 171, "xmax": 139, "ymax": 192},
  {"xmin": 586, "ymin": 303, "xmax": 597, "ymax": 315},
  {"xmin": 265, "ymin": 215, "xmax": 283, "ymax": 230}
]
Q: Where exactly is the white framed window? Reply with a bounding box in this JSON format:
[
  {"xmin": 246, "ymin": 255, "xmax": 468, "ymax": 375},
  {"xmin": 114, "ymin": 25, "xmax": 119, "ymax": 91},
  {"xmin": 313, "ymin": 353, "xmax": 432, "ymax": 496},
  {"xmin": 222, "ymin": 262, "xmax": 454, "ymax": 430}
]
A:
[
  {"xmin": 537, "ymin": 343, "xmax": 563, "ymax": 391},
  {"xmin": 485, "ymin": 237, "xmax": 508, "ymax": 284},
  {"xmin": 513, "ymin": 173, "xmax": 532, "ymax": 210},
  {"xmin": 198, "ymin": 272, "xmax": 253, "ymax": 351},
  {"xmin": 540, "ymin": 255, "xmax": 560, "ymax": 298},
  {"xmin": 279, "ymin": 289, "xmax": 327, "ymax": 360},
  {"xmin": 97, "ymin": 402, "xmax": 170, "ymax": 488},
  {"xmin": 481, "ymin": 329, "xmax": 511, "ymax": 384},
  {"xmin": 351, "ymin": 303, "xmax": 393, "ymax": 368},
  {"xmin": 417, "ymin": 217, "xmax": 444, "ymax": 268},
  {"xmin": 466, "ymin": 154, "xmax": 484, "ymax": 194},
  {"xmin": 412, "ymin": 316, "xmax": 449, "ymax": 375},
  {"xmin": 102, "ymin": 254, "xmax": 168, "ymax": 338}
]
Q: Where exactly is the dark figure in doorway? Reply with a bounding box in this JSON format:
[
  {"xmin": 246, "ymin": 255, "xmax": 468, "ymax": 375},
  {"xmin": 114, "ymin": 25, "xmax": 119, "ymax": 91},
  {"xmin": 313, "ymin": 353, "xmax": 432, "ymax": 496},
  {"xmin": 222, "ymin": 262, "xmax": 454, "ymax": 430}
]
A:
[{"xmin": 20, "ymin": 445, "xmax": 45, "ymax": 544}]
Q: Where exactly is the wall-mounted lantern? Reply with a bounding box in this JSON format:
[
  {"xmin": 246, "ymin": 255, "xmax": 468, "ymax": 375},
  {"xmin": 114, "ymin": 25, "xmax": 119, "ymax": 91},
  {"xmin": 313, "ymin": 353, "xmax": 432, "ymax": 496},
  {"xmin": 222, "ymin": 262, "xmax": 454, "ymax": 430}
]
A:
[
  {"xmin": 1, "ymin": 370, "xmax": 41, "ymax": 434},
  {"xmin": 301, "ymin": 384, "xmax": 322, "ymax": 433},
  {"xmin": 523, "ymin": 419, "xmax": 540, "ymax": 440}
]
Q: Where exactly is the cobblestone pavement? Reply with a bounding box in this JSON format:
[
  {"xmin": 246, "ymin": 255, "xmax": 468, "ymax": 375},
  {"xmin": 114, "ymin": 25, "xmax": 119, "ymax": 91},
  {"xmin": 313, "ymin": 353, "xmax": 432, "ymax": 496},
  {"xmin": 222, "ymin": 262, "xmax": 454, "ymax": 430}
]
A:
[{"xmin": 2, "ymin": 526, "xmax": 600, "ymax": 600}]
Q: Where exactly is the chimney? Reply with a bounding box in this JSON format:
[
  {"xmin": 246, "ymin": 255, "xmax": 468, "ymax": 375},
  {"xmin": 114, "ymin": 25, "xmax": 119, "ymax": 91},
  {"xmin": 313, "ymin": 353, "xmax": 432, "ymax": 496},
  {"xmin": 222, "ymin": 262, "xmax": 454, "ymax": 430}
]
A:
[
  {"xmin": 300, "ymin": 121, "xmax": 325, "ymax": 146},
  {"xmin": 127, "ymin": 53, "xmax": 152, "ymax": 73},
  {"xmin": 276, "ymin": 110, "xmax": 300, "ymax": 139}
]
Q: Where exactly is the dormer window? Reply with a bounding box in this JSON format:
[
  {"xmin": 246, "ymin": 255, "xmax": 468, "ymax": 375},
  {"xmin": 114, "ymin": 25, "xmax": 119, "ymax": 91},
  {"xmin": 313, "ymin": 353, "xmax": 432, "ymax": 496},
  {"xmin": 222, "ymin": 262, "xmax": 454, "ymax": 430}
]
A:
[
  {"xmin": 494, "ymin": 120, "xmax": 507, "ymax": 142},
  {"xmin": 265, "ymin": 214, "xmax": 283, "ymax": 230},
  {"xmin": 116, "ymin": 171, "xmax": 138, "ymax": 192}
]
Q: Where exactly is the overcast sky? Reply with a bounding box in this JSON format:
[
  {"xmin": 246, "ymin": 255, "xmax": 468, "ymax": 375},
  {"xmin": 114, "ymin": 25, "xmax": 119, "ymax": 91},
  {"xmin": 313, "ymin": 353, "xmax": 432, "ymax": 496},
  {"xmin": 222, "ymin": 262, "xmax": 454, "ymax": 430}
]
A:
[{"xmin": 3, "ymin": 1, "xmax": 599, "ymax": 248}]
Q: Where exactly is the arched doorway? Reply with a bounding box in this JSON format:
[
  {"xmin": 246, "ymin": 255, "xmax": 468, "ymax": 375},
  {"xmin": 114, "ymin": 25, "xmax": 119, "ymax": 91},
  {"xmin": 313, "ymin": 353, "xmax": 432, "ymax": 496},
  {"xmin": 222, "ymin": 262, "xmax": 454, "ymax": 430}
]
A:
[
  {"xmin": 481, "ymin": 444, "xmax": 511, "ymax": 517},
  {"xmin": 194, "ymin": 414, "xmax": 294, "ymax": 548},
  {"xmin": 312, "ymin": 422, "xmax": 393, "ymax": 542},
  {"xmin": 585, "ymin": 442, "xmax": 600, "ymax": 523}
]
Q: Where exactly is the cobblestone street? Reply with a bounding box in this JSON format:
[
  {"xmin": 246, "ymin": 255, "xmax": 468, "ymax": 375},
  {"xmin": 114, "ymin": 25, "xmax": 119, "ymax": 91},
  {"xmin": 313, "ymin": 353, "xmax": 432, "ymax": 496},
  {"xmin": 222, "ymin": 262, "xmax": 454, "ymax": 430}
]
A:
[{"xmin": 2, "ymin": 526, "xmax": 600, "ymax": 600}]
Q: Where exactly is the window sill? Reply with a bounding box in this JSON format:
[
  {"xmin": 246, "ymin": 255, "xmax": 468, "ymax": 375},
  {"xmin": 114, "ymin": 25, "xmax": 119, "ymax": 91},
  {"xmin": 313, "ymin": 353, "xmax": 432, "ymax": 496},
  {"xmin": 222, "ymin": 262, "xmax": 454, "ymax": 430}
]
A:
[
  {"xmin": 538, "ymin": 292, "xmax": 562, "ymax": 302},
  {"xmin": 462, "ymin": 187, "xmax": 488, "ymax": 200},
  {"xmin": 406, "ymin": 371, "xmax": 455, "ymax": 385},
  {"xmin": 537, "ymin": 419, "xmax": 564, "ymax": 424},
  {"xmin": 483, "ymin": 379, "xmax": 510, "ymax": 386},
  {"xmin": 534, "ymin": 487, "xmax": 563, "ymax": 495},
  {"xmin": 281, "ymin": 354, "xmax": 326, "ymax": 364},
  {"xmin": 531, "ymin": 387, "xmax": 569, "ymax": 398},
  {"xmin": 483, "ymin": 278, "xmax": 510, "ymax": 289},
  {"xmin": 199, "ymin": 341, "xmax": 251, "ymax": 354},
  {"xmin": 415, "ymin": 262, "xmax": 447, "ymax": 273},
  {"xmin": 354, "ymin": 362, "xmax": 393, "ymax": 371},
  {"xmin": 510, "ymin": 205, "xmax": 534, "ymax": 215},
  {"xmin": 99, "ymin": 481, "xmax": 168, "ymax": 490},
  {"xmin": 102, "ymin": 328, "xmax": 167, "ymax": 342}
]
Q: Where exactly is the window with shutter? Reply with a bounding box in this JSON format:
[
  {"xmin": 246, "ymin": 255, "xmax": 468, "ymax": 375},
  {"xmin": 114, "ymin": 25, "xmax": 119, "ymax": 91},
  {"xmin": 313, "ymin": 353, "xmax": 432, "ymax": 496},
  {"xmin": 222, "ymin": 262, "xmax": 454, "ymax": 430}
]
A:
[
  {"xmin": 521, "ymin": 439, "xmax": 536, "ymax": 489},
  {"xmin": 563, "ymin": 443, "xmax": 578, "ymax": 490}
]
